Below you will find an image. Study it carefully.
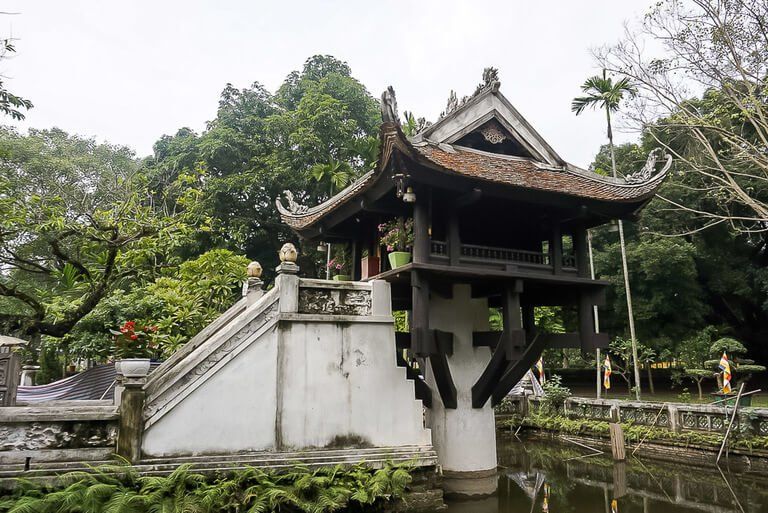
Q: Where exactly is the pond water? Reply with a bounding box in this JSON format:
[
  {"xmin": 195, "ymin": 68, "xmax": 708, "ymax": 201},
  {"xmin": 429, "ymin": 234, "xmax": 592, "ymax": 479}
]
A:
[{"xmin": 445, "ymin": 433, "xmax": 768, "ymax": 513}]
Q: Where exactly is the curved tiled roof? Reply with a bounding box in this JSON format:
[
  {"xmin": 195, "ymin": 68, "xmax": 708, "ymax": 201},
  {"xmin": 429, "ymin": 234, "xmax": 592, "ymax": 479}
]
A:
[{"xmin": 277, "ymin": 122, "xmax": 670, "ymax": 232}]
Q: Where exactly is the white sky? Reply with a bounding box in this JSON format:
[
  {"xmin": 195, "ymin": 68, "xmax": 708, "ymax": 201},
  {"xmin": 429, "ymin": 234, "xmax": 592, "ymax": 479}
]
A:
[{"xmin": 1, "ymin": 0, "xmax": 652, "ymax": 168}]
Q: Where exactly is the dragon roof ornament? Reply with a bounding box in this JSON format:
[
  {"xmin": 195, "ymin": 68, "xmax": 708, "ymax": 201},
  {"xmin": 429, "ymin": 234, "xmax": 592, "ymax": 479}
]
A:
[
  {"xmin": 625, "ymin": 148, "xmax": 673, "ymax": 184},
  {"xmin": 381, "ymin": 86, "xmax": 400, "ymax": 124},
  {"xmin": 276, "ymin": 190, "xmax": 308, "ymax": 215}
]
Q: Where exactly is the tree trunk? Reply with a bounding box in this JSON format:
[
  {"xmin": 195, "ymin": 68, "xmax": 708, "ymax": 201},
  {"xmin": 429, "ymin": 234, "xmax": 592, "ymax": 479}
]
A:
[
  {"xmin": 696, "ymin": 379, "xmax": 703, "ymax": 400},
  {"xmin": 607, "ymin": 104, "xmax": 642, "ymax": 401},
  {"xmin": 646, "ymin": 364, "xmax": 655, "ymax": 395}
]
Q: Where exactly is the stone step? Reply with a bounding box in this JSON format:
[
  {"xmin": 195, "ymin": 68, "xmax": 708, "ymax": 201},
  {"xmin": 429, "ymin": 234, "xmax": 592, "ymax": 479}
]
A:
[{"xmin": 0, "ymin": 446, "xmax": 438, "ymax": 484}]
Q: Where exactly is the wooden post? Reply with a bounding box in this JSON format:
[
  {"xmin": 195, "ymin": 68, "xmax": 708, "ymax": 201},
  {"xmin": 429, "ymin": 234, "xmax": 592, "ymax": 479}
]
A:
[
  {"xmin": 573, "ymin": 226, "xmax": 588, "ymax": 277},
  {"xmin": 411, "ymin": 270, "xmax": 431, "ymax": 356},
  {"xmin": 413, "ymin": 188, "xmax": 430, "ymax": 264},
  {"xmin": 351, "ymin": 240, "xmax": 362, "ymax": 281},
  {"xmin": 0, "ymin": 350, "xmax": 20, "ymax": 406},
  {"xmin": 448, "ymin": 212, "xmax": 461, "ymax": 266},
  {"xmin": 550, "ymin": 225, "xmax": 562, "ymax": 274},
  {"xmin": 609, "ymin": 423, "xmax": 626, "ymax": 461}
]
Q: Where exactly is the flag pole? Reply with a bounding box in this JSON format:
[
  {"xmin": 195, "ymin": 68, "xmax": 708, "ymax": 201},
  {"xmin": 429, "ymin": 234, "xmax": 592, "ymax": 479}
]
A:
[{"xmin": 588, "ymin": 230, "xmax": 602, "ymax": 399}]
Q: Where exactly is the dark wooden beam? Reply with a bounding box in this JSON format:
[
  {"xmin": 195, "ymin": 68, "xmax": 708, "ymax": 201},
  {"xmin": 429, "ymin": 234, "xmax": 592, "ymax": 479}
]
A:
[
  {"xmin": 471, "ymin": 283, "xmax": 524, "ymax": 408},
  {"xmin": 490, "ymin": 332, "xmax": 547, "ymax": 406},
  {"xmin": 395, "ymin": 332, "xmax": 411, "ymax": 350},
  {"xmin": 396, "ymin": 352, "xmax": 432, "ymax": 408},
  {"xmin": 429, "ymin": 350, "xmax": 457, "ymax": 409},
  {"xmin": 455, "ymin": 188, "xmax": 482, "ymax": 208},
  {"xmin": 411, "ymin": 270, "xmax": 431, "ymax": 356}
]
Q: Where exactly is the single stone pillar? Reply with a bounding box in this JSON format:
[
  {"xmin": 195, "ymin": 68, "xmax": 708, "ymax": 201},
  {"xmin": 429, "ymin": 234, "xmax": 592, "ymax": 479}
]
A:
[
  {"xmin": 425, "ymin": 284, "xmax": 497, "ymax": 497},
  {"xmin": 116, "ymin": 371, "xmax": 147, "ymax": 463},
  {"xmin": 243, "ymin": 261, "xmax": 264, "ymax": 305},
  {"xmin": 276, "ymin": 243, "xmax": 299, "ymax": 313},
  {"xmin": 668, "ymin": 404, "xmax": 681, "ymax": 433},
  {"xmin": 20, "ymin": 365, "xmax": 40, "ymax": 386}
]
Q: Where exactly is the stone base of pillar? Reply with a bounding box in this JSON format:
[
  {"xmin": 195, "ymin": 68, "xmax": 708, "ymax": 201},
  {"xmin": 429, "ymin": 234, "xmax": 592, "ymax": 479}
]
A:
[
  {"xmin": 425, "ymin": 284, "xmax": 498, "ymax": 497},
  {"xmin": 442, "ymin": 469, "xmax": 499, "ymax": 499}
]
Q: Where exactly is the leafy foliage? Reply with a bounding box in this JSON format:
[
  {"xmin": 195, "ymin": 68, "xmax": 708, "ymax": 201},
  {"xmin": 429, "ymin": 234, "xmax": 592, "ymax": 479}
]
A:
[
  {"xmin": 0, "ymin": 128, "xmax": 201, "ymax": 341},
  {"xmin": 0, "ymin": 462, "xmax": 413, "ymax": 513}
]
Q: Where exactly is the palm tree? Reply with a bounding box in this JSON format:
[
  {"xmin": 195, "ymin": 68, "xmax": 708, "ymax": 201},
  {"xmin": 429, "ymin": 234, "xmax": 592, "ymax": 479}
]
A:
[
  {"xmin": 572, "ymin": 70, "xmax": 643, "ymax": 400},
  {"xmin": 311, "ymin": 159, "xmax": 352, "ymax": 197}
]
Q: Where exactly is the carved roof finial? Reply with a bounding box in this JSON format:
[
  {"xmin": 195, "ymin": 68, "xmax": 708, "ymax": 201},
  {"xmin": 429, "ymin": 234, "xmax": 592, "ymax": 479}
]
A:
[
  {"xmin": 276, "ymin": 190, "xmax": 308, "ymax": 215},
  {"xmin": 380, "ymin": 86, "xmax": 400, "ymax": 124},
  {"xmin": 625, "ymin": 148, "xmax": 673, "ymax": 183},
  {"xmin": 475, "ymin": 67, "xmax": 501, "ymax": 95}
]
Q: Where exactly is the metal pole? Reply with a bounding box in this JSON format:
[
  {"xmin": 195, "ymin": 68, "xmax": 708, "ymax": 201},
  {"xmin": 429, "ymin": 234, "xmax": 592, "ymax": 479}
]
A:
[
  {"xmin": 325, "ymin": 243, "xmax": 332, "ymax": 280},
  {"xmin": 588, "ymin": 230, "xmax": 602, "ymax": 399}
]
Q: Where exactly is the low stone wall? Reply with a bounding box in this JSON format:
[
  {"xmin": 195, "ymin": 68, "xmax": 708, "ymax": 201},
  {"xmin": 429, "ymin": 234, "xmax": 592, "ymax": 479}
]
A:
[
  {"xmin": 525, "ymin": 396, "xmax": 768, "ymax": 436},
  {"xmin": 0, "ymin": 404, "xmax": 118, "ymax": 464}
]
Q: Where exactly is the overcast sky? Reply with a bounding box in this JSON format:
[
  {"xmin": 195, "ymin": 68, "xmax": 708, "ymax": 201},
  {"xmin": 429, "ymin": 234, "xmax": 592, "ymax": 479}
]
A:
[{"xmin": 2, "ymin": 0, "xmax": 653, "ymax": 168}]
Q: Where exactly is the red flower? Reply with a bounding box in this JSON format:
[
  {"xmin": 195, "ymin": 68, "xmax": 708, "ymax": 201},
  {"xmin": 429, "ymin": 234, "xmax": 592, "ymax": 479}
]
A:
[{"xmin": 130, "ymin": 334, "xmax": 138, "ymax": 340}]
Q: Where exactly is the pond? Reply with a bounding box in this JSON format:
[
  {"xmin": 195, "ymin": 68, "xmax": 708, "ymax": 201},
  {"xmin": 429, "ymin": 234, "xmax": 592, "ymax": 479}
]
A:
[{"xmin": 445, "ymin": 433, "xmax": 768, "ymax": 513}]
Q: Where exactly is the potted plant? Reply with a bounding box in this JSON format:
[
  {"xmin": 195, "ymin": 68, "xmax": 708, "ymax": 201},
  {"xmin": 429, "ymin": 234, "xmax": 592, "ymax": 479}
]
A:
[
  {"xmin": 327, "ymin": 246, "xmax": 352, "ymax": 281},
  {"xmin": 110, "ymin": 321, "xmax": 157, "ymax": 378},
  {"xmin": 379, "ymin": 218, "xmax": 414, "ymax": 269}
]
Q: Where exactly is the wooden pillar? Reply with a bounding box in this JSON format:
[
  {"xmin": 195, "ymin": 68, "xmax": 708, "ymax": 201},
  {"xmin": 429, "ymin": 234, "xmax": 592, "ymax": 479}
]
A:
[
  {"xmin": 448, "ymin": 212, "xmax": 461, "ymax": 266},
  {"xmin": 411, "ymin": 270, "xmax": 431, "ymax": 356},
  {"xmin": 413, "ymin": 188, "xmax": 430, "ymax": 264},
  {"xmin": 522, "ymin": 304, "xmax": 536, "ymax": 344},
  {"xmin": 351, "ymin": 240, "xmax": 362, "ymax": 281},
  {"xmin": 550, "ymin": 224, "xmax": 562, "ymax": 274},
  {"xmin": 578, "ymin": 292, "xmax": 594, "ymax": 353},
  {"xmin": 573, "ymin": 226, "xmax": 588, "ymax": 277},
  {"xmin": 502, "ymin": 283, "xmax": 523, "ymax": 335}
]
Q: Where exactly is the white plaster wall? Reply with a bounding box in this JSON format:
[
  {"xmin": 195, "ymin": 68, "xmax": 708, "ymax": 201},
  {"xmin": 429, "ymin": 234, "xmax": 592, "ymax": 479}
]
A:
[
  {"xmin": 142, "ymin": 285, "xmax": 430, "ymax": 457},
  {"xmin": 425, "ymin": 284, "xmax": 497, "ymax": 472},
  {"xmin": 142, "ymin": 328, "xmax": 279, "ymax": 457},
  {"xmin": 279, "ymin": 322, "xmax": 430, "ymax": 449}
]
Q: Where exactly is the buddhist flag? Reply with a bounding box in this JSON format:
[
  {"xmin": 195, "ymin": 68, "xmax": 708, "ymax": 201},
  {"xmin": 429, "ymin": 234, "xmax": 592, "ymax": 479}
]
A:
[
  {"xmin": 611, "ymin": 499, "xmax": 618, "ymax": 513},
  {"xmin": 719, "ymin": 352, "xmax": 732, "ymax": 394},
  {"xmin": 536, "ymin": 357, "xmax": 545, "ymax": 385},
  {"xmin": 603, "ymin": 356, "xmax": 612, "ymax": 390},
  {"xmin": 542, "ymin": 483, "xmax": 550, "ymax": 512}
]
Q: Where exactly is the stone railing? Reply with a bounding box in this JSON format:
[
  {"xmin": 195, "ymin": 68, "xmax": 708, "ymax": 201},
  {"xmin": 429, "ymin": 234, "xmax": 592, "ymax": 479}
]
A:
[
  {"xmin": 526, "ymin": 396, "xmax": 768, "ymax": 437},
  {"xmin": 0, "ymin": 404, "xmax": 119, "ymax": 464}
]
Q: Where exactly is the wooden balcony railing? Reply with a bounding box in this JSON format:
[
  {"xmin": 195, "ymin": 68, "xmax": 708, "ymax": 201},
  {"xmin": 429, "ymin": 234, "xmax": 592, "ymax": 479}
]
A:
[{"xmin": 429, "ymin": 240, "xmax": 577, "ymax": 272}]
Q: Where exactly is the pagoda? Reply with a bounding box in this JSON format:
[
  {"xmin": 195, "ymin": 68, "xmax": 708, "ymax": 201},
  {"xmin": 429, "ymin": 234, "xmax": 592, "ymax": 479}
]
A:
[{"xmin": 277, "ymin": 71, "xmax": 670, "ymax": 490}]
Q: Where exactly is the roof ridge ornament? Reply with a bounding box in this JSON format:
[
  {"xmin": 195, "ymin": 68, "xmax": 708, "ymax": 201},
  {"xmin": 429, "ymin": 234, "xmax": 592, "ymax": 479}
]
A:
[
  {"xmin": 381, "ymin": 86, "xmax": 400, "ymax": 124},
  {"xmin": 277, "ymin": 190, "xmax": 308, "ymax": 215},
  {"xmin": 625, "ymin": 148, "xmax": 673, "ymax": 184},
  {"xmin": 438, "ymin": 67, "xmax": 501, "ymax": 120}
]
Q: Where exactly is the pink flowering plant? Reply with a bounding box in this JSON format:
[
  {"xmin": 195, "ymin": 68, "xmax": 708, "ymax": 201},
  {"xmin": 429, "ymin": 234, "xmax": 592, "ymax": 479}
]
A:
[
  {"xmin": 109, "ymin": 321, "xmax": 158, "ymax": 359},
  {"xmin": 326, "ymin": 256, "xmax": 347, "ymax": 274},
  {"xmin": 378, "ymin": 218, "xmax": 414, "ymax": 252}
]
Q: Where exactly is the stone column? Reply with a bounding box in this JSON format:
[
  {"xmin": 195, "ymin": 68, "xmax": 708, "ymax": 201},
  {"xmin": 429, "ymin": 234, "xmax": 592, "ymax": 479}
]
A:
[
  {"xmin": 116, "ymin": 372, "xmax": 147, "ymax": 463},
  {"xmin": 20, "ymin": 365, "xmax": 40, "ymax": 386},
  {"xmin": 243, "ymin": 261, "xmax": 264, "ymax": 305},
  {"xmin": 275, "ymin": 243, "xmax": 299, "ymax": 313},
  {"xmin": 424, "ymin": 284, "xmax": 497, "ymax": 497}
]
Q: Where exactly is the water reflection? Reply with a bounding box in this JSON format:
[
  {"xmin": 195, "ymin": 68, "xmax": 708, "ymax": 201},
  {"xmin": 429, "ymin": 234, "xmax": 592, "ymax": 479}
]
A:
[{"xmin": 446, "ymin": 433, "xmax": 768, "ymax": 513}]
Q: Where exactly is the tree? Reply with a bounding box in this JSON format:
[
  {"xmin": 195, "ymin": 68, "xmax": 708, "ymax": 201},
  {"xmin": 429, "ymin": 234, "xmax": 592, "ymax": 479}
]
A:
[
  {"xmin": 0, "ymin": 37, "xmax": 32, "ymax": 120},
  {"xmin": 598, "ymin": 0, "xmax": 768, "ymax": 233},
  {"xmin": 0, "ymin": 128, "xmax": 200, "ymax": 342},
  {"xmin": 678, "ymin": 326, "xmax": 718, "ymax": 400},
  {"xmin": 707, "ymin": 336, "xmax": 766, "ymax": 390},
  {"xmin": 144, "ymin": 55, "xmax": 380, "ymax": 278},
  {"xmin": 608, "ymin": 337, "xmax": 654, "ymax": 397},
  {"xmin": 573, "ymin": 71, "xmax": 643, "ymax": 399},
  {"xmin": 65, "ymin": 249, "xmax": 248, "ymax": 361}
]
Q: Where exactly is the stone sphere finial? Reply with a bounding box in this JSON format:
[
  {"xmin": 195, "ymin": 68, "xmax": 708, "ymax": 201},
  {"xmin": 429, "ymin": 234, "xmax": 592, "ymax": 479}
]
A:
[
  {"xmin": 247, "ymin": 261, "xmax": 263, "ymax": 278},
  {"xmin": 279, "ymin": 242, "xmax": 298, "ymax": 263}
]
